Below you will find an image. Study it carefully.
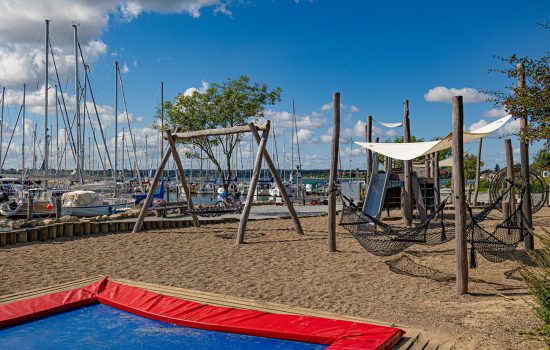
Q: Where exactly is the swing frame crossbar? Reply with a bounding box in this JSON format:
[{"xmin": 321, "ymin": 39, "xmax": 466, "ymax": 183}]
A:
[{"xmin": 132, "ymin": 121, "xmax": 304, "ymax": 244}]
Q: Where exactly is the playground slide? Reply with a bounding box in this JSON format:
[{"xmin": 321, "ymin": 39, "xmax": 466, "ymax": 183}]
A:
[{"xmin": 362, "ymin": 171, "xmax": 390, "ymax": 219}]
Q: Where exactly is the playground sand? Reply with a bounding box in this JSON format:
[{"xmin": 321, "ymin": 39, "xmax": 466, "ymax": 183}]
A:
[{"xmin": 1, "ymin": 207, "xmax": 549, "ymax": 349}]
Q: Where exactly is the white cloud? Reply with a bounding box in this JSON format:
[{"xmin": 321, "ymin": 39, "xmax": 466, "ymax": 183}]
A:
[
  {"xmin": 321, "ymin": 103, "xmax": 332, "ymax": 112},
  {"xmin": 350, "ymin": 105, "xmax": 360, "ymax": 113},
  {"xmin": 468, "ymin": 120, "xmax": 488, "ymax": 132},
  {"xmin": 120, "ymin": 62, "xmax": 130, "ymax": 74},
  {"xmin": 264, "ymin": 109, "xmax": 327, "ymax": 129},
  {"xmin": 295, "ymin": 129, "xmax": 314, "ymax": 144},
  {"xmin": 183, "ymin": 80, "xmax": 209, "ymax": 96},
  {"xmin": 424, "ymin": 86, "xmax": 490, "ymax": 103},
  {"xmin": 484, "ymin": 108, "xmax": 508, "ymax": 118}
]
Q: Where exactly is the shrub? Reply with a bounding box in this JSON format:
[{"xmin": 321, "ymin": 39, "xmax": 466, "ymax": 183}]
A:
[{"xmin": 521, "ymin": 229, "xmax": 550, "ymax": 344}]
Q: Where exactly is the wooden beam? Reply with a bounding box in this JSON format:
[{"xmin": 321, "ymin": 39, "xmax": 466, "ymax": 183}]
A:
[
  {"xmin": 472, "ymin": 138, "xmax": 483, "ymax": 206},
  {"xmin": 517, "ymin": 62, "xmax": 534, "ymax": 249},
  {"xmin": 424, "ymin": 154, "xmax": 430, "ymax": 178},
  {"xmin": 432, "ymin": 152, "xmax": 440, "ymax": 208},
  {"xmin": 236, "ymin": 121, "xmax": 270, "ymax": 244},
  {"xmin": 249, "ymin": 123, "xmax": 303, "ymax": 235},
  {"xmin": 504, "ymin": 139, "xmax": 517, "ymax": 221},
  {"xmin": 402, "ymin": 100, "xmax": 413, "ymax": 226},
  {"xmin": 365, "ymin": 115, "xmax": 373, "ymax": 183},
  {"xmin": 169, "ymin": 124, "xmax": 268, "ymax": 140},
  {"xmin": 164, "ymin": 130, "xmax": 199, "ymax": 227},
  {"xmin": 328, "ymin": 92, "xmax": 340, "ymax": 252},
  {"xmin": 452, "ymin": 96, "xmax": 468, "ymax": 296},
  {"xmin": 133, "ymin": 146, "xmax": 172, "ymax": 233}
]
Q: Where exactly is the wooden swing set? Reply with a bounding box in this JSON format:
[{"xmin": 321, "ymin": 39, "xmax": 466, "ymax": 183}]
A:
[{"xmin": 132, "ymin": 120, "xmax": 304, "ymax": 244}]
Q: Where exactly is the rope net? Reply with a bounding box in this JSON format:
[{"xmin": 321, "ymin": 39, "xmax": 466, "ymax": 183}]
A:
[
  {"xmin": 467, "ymin": 186, "xmax": 532, "ymax": 267},
  {"xmin": 339, "ymin": 192, "xmax": 454, "ymax": 256},
  {"xmin": 338, "ymin": 179, "xmax": 532, "ymax": 268}
]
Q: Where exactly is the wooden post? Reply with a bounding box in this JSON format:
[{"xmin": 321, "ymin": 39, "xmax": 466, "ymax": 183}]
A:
[
  {"xmin": 472, "ymin": 138, "xmax": 482, "ymax": 206},
  {"xmin": 165, "ymin": 183, "xmax": 170, "ymax": 203},
  {"xmin": 467, "ymin": 183, "xmax": 472, "ymax": 205},
  {"xmin": 502, "ymin": 201, "xmax": 511, "ymax": 221},
  {"xmin": 55, "ymin": 196, "xmax": 62, "ymax": 220},
  {"xmin": 365, "ymin": 115, "xmax": 373, "ymax": 183},
  {"xmin": 249, "ymin": 122, "xmax": 303, "ymax": 235},
  {"xmin": 164, "ymin": 130, "xmax": 200, "ymax": 227},
  {"xmin": 504, "ymin": 139, "xmax": 516, "ymax": 216},
  {"xmin": 517, "ymin": 62, "xmax": 534, "ymax": 249},
  {"xmin": 328, "ymin": 92, "xmax": 340, "ymax": 252},
  {"xmin": 402, "ymin": 100, "xmax": 413, "ymax": 226},
  {"xmin": 452, "ymin": 96, "xmax": 468, "ymax": 296},
  {"xmin": 27, "ymin": 195, "xmax": 34, "ymax": 221},
  {"xmin": 433, "ymin": 152, "xmax": 440, "ymax": 208},
  {"xmin": 236, "ymin": 122, "xmax": 270, "ymax": 244},
  {"xmin": 424, "ymin": 154, "xmax": 430, "ymax": 178},
  {"xmin": 133, "ymin": 147, "xmax": 172, "ymax": 233}
]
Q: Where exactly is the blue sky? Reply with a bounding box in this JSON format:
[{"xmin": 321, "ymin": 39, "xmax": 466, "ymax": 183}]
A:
[{"xmin": 0, "ymin": 0, "xmax": 548, "ymax": 171}]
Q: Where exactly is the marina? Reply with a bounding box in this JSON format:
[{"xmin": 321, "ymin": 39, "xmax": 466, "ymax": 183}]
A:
[{"xmin": 0, "ymin": 2, "xmax": 549, "ymax": 350}]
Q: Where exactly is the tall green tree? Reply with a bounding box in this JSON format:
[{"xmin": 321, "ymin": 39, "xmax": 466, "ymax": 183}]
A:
[
  {"xmin": 158, "ymin": 76, "xmax": 282, "ymax": 190},
  {"xmin": 488, "ymin": 24, "xmax": 550, "ymax": 149},
  {"xmin": 464, "ymin": 153, "xmax": 484, "ymax": 179},
  {"xmin": 533, "ymin": 148, "xmax": 550, "ymax": 171}
]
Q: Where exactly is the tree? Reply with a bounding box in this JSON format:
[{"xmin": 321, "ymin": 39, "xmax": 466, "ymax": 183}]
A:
[
  {"xmin": 464, "ymin": 153, "xmax": 484, "ymax": 180},
  {"xmin": 488, "ymin": 24, "xmax": 550, "ymax": 149},
  {"xmin": 494, "ymin": 163, "xmax": 501, "ymax": 172},
  {"xmin": 533, "ymin": 148, "xmax": 550, "ymax": 171},
  {"xmin": 158, "ymin": 76, "xmax": 282, "ymax": 190}
]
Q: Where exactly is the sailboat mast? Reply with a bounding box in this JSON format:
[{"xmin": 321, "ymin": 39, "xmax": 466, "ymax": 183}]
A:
[
  {"xmin": 0, "ymin": 86, "xmax": 4, "ymax": 172},
  {"xmin": 55, "ymin": 85, "xmax": 59, "ymax": 174},
  {"xmin": 144, "ymin": 134, "xmax": 148, "ymax": 177},
  {"xmin": 291, "ymin": 100, "xmax": 295, "ymax": 182},
  {"xmin": 44, "ymin": 19, "xmax": 50, "ymax": 175},
  {"xmin": 22, "ymin": 83, "xmax": 26, "ymax": 173},
  {"xmin": 82, "ymin": 65, "xmax": 87, "ymax": 177},
  {"xmin": 32, "ymin": 123, "xmax": 37, "ymax": 172},
  {"xmin": 114, "ymin": 61, "xmax": 118, "ymax": 182},
  {"xmin": 121, "ymin": 127, "xmax": 125, "ymax": 181},
  {"xmin": 160, "ymin": 81, "xmax": 164, "ymax": 157},
  {"xmin": 73, "ymin": 24, "xmax": 82, "ymax": 184}
]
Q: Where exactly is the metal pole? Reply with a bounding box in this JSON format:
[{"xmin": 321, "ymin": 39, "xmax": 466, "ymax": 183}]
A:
[
  {"xmin": 55, "ymin": 85, "xmax": 59, "ymax": 173},
  {"xmin": 114, "ymin": 61, "xmax": 119, "ymax": 185},
  {"xmin": 73, "ymin": 24, "xmax": 82, "ymax": 184},
  {"xmin": 22, "ymin": 83, "xmax": 26, "ymax": 172},
  {"xmin": 44, "ymin": 19, "xmax": 50, "ymax": 175},
  {"xmin": 160, "ymin": 81, "xmax": 164, "ymax": 157},
  {"xmin": 0, "ymin": 86, "xmax": 4, "ymax": 171}
]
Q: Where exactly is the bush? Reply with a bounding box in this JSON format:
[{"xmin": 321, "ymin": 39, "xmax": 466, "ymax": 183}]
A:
[{"xmin": 521, "ymin": 229, "xmax": 550, "ymax": 344}]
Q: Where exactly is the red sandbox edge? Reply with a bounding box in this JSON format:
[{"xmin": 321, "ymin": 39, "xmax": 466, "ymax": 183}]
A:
[{"xmin": 0, "ymin": 278, "xmax": 404, "ymax": 350}]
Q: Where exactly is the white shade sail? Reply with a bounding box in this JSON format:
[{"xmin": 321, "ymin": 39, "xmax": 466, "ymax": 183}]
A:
[
  {"xmin": 355, "ymin": 115, "xmax": 512, "ymax": 161},
  {"xmin": 375, "ymin": 120, "xmax": 403, "ymax": 128}
]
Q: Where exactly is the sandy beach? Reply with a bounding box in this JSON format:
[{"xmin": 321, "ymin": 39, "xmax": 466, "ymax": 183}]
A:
[{"xmin": 1, "ymin": 206, "xmax": 549, "ymax": 349}]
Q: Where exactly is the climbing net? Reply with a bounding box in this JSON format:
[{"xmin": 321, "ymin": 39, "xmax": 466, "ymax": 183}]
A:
[
  {"xmin": 467, "ymin": 184, "xmax": 532, "ymax": 267},
  {"xmin": 339, "ymin": 191, "xmax": 454, "ymax": 256}
]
